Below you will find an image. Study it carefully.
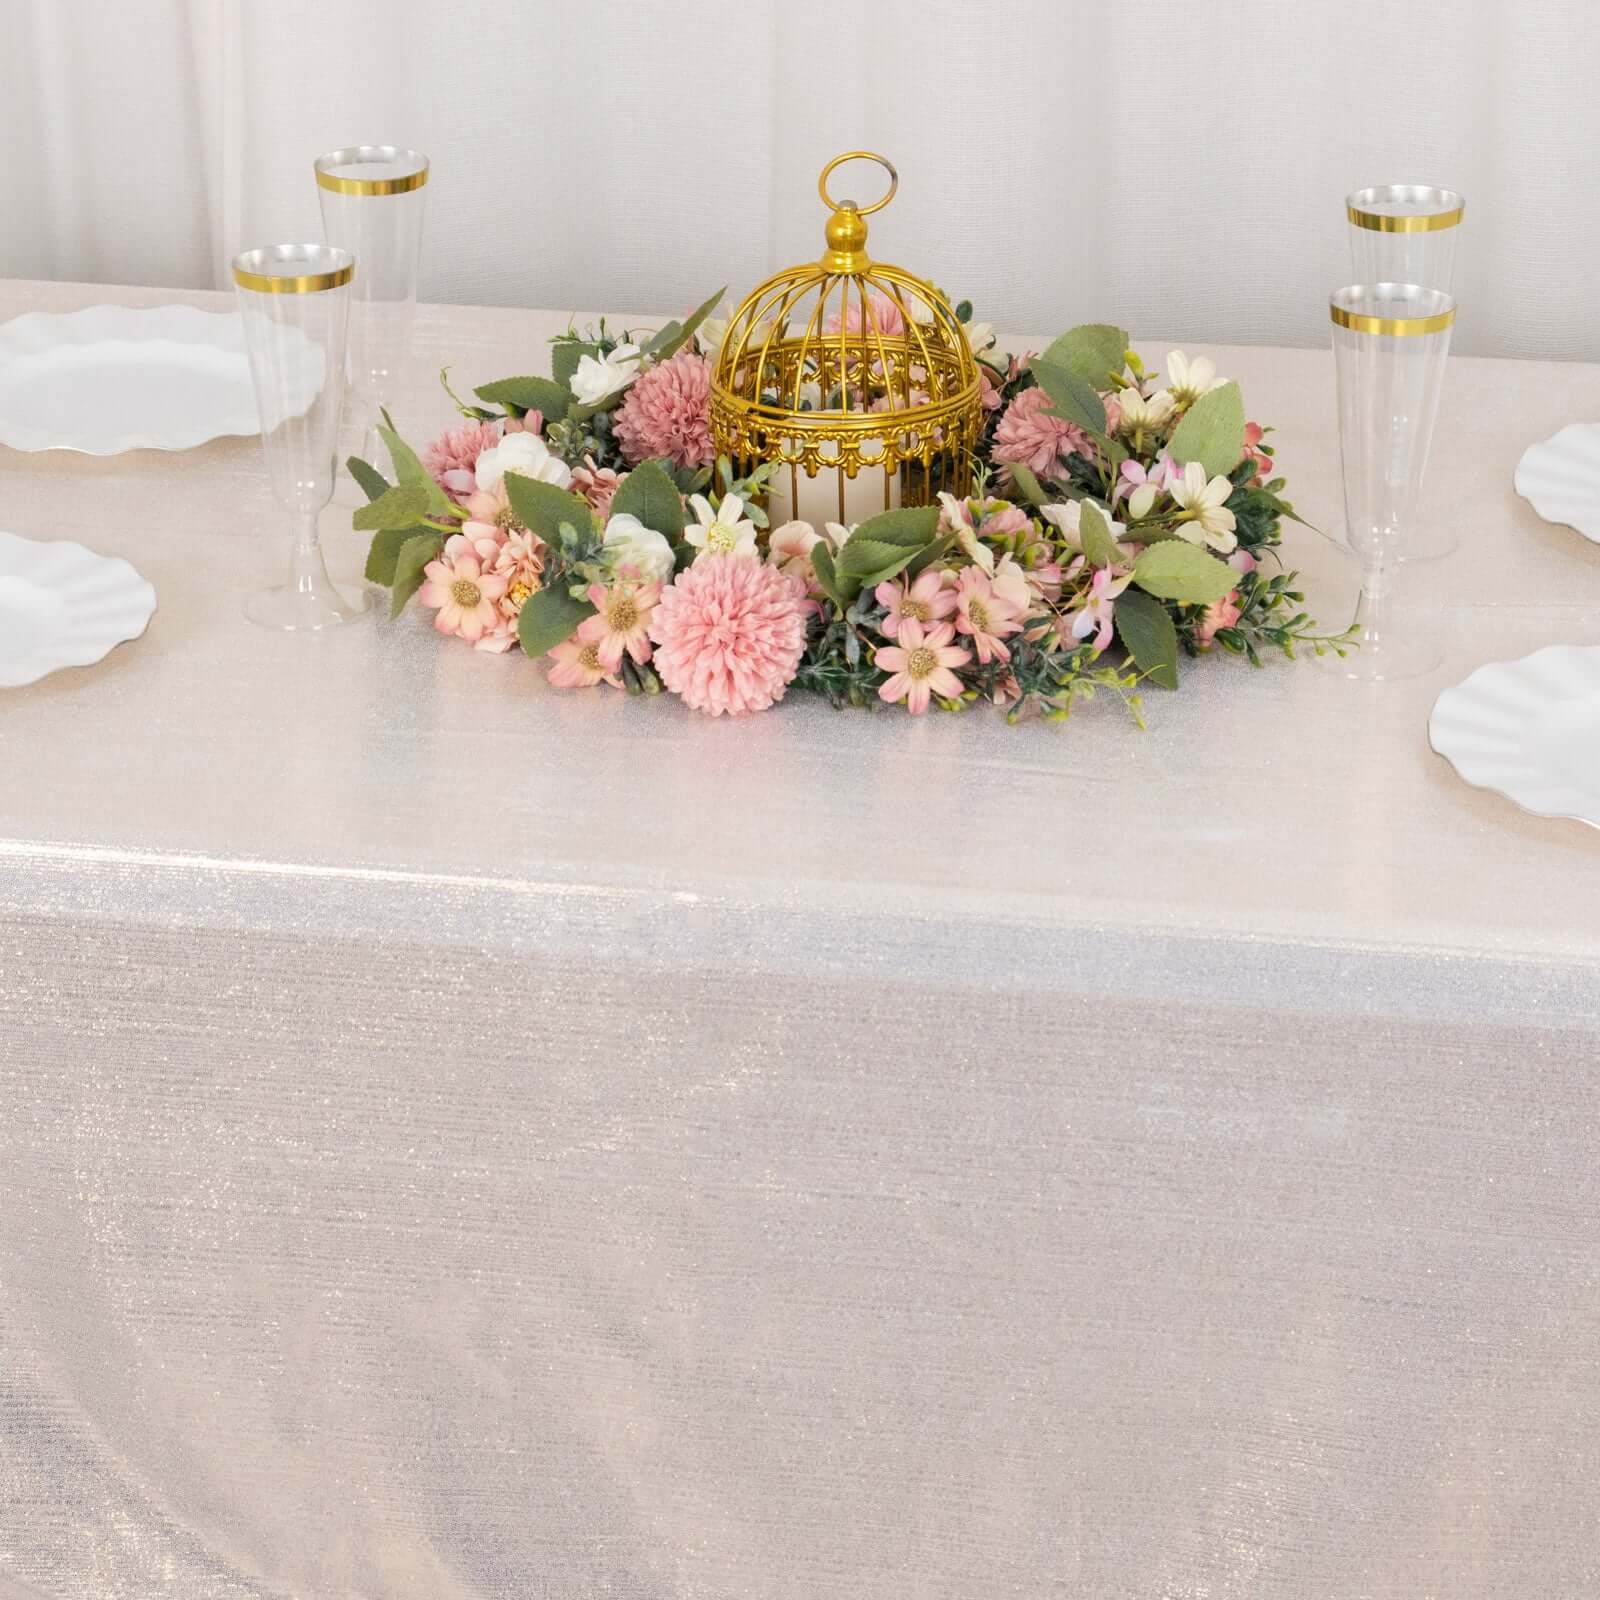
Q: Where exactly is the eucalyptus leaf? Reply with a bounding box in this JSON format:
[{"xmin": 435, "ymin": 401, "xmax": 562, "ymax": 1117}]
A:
[
  {"xmin": 1078, "ymin": 501, "xmax": 1121, "ymax": 570},
  {"xmin": 1038, "ymin": 324, "xmax": 1128, "ymax": 389},
  {"xmin": 1132, "ymin": 539, "xmax": 1238, "ymax": 606},
  {"xmin": 1030, "ymin": 359, "xmax": 1107, "ymax": 438},
  {"xmin": 390, "ymin": 532, "xmax": 443, "ymax": 618},
  {"xmin": 1166, "ymin": 381, "xmax": 1245, "ymax": 480},
  {"xmin": 518, "ymin": 585, "xmax": 596, "ymax": 658},
  {"xmin": 474, "ymin": 374, "xmax": 571, "ymax": 420},
  {"xmin": 1112, "ymin": 588, "xmax": 1180, "ymax": 690},
  {"xmin": 503, "ymin": 474, "xmax": 596, "ymax": 543},
  {"xmin": 347, "ymin": 455, "xmax": 391, "ymax": 503},
  {"xmin": 608, "ymin": 458, "xmax": 685, "ymax": 538},
  {"xmin": 352, "ymin": 482, "xmax": 430, "ymax": 532}
]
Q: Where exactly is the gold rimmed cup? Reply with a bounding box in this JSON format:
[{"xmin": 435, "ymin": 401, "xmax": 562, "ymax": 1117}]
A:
[
  {"xmin": 1327, "ymin": 284, "xmax": 1455, "ymax": 682},
  {"xmin": 315, "ymin": 146, "xmax": 430, "ymax": 487},
  {"xmin": 232, "ymin": 243, "xmax": 367, "ymax": 631},
  {"xmin": 1346, "ymin": 184, "xmax": 1464, "ymax": 293}
]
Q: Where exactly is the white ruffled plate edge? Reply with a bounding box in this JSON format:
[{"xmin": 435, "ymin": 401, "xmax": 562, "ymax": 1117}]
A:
[
  {"xmin": 1513, "ymin": 422, "xmax": 1600, "ymax": 545},
  {"xmin": 1429, "ymin": 643, "xmax": 1600, "ymax": 830}
]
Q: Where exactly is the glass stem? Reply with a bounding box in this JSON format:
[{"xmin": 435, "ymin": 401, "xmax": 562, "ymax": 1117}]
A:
[
  {"xmin": 288, "ymin": 508, "xmax": 336, "ymax": 598},
  {"xmin": 1352, "ymin": 559, "xmax": 1389, "ymax": 646}
]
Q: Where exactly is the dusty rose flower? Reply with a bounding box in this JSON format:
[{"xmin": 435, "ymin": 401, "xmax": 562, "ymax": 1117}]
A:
[
  {"xmin": 1195, "ymin": 550, "xmax": 1257, "ymax": 648},
  {"xmin": 424, "ymin": 419, "xmax": 503, "ymax": 501},
  {"xmin": 875, "ymin": 569, "xmax": 956, "ymax": 639},
  {"xmin": 991, "ymin": 386, "xmax": 1093, "ymax": 477},
  {"xmin": 571, "ymin": 455, "xmax": 624, "ymax": 518},
  {"xmin": 648, "ymin": 553, "xmax": 807, "ymax": 717},
  {"xmin": 978, "ymin": 364, "xmax": 1005, "ymax": 412},
  {"xmin": 577, "ymin": 578, "xmax": 661, "ymax": 671},
  {"xmin": 1242, "ymin": 421, "xmax": 1272, "ymax": 485},
  {"xmin": 952, "ymin": 567, "xmax": 1024, "ymax": 665},
  {"xmin": 613, "ymin": 349, "xmax": 715, "ymax": 469},
  {"xmin": 502, "ymin": 410, "xmax": 544, "ymax": 435}
]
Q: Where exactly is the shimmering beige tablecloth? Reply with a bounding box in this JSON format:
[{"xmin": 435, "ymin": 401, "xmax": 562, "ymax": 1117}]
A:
[{"xmin": 3, "ymin": 279, "xmax": 1599, "ymax": 1599}]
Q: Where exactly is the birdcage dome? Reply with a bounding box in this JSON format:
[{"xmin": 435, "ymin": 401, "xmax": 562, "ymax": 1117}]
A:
[{"xmin": 708, "ymin": 152, "xmax": 982, "ymax": 525}]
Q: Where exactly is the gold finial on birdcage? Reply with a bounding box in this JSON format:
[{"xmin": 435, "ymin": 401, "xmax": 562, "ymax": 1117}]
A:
[{"xmin": 708, "ymin": 151, "xmax": 982, "ymax": 527}]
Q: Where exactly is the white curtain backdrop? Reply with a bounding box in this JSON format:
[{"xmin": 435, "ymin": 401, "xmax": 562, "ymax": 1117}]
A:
[{"xmin": 1, "ymin": 0, "xmax": 1596, "ymax": 359}]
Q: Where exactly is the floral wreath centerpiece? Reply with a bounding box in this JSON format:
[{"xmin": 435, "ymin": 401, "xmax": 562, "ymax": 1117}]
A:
[{"xmin": 350, "ymin": 154, "xmax": 1350, "ymax": 722}]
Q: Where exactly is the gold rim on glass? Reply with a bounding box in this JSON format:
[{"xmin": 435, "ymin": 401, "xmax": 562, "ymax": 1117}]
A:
[
  {"xmin": 314, "ymin": 144, "xmax": 430, "ymax": 197},
  {"xmin": 1329, "ymin": 285, "xmax": 1455, "ymax": 337},
  {"xmin": 233, "ymin": 245, "xmax": 354, "ymax": 295},
  {"xmin": 1346, "ymin": 184, "xmax": 1464, "ymax": 234}
]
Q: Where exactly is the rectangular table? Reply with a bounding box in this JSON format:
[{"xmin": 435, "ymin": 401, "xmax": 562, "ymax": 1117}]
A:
[{"xmin": 3, "ymin": 279, "xmax": 1598, "ymax": 1599}]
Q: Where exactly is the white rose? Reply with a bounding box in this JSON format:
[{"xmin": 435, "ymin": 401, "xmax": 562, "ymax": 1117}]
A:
[
  {"xmin": 602, "ymin": 513, "xmax": 676, "ymax": 584},
  {"xmin": 570, "ymin": 343, "xmax": 643, "ymax": 407},
  {"xmin": 964, "ymin": 320, "xmax": 996, "ymax": 354},
  {"xmin": 475, "ymin": 430, "xmax": 572, "ymax": 492}
]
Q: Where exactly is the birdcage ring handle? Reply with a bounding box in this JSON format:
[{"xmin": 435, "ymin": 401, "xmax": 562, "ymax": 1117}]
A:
[{"xmin": 818, "ymin": 151, "xmax": 899, "ymax": 217}]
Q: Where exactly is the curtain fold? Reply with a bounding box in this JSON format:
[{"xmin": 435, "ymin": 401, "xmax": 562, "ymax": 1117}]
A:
[{"xmin": 1, "ymin": 0, "xmax": 1597, "ymax": 359}]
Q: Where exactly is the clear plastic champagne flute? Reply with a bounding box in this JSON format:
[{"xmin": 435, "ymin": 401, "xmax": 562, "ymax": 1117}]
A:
[
  {"xmin": 1347, "ymin": 184, "xmax": 1464, "ymax": 293},
  {"xmin": 1346, "ymin": 185, "xmax": 1463, "ymax": 562},
  {"xmin": 315, "ymin": 144, "xmax": 429, "ymax": 477},
  {"xmin": 232, "ymin": 243, "xmax": 367, "ymax": 630},
  {"xmin": 1329, "ymin": 283, "xmax": 1455, "ymax": 682}
]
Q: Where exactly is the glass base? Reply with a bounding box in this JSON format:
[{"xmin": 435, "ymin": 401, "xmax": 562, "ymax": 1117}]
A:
[
  {"xmin": 1323, "ymin": 519, "xmax": 1458, "ymax": 564},
  {"xmin": 1323, "ymin": 619, "xmax": 1441, "ymax": 683},
  {"xmin": 244, "ymin": 579, "xmax": 369, "ymax": 632}
]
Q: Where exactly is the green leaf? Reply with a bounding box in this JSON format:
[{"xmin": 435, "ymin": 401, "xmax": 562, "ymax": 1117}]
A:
[
  {"xmin": 849, "ymin": 505, "xmax": 940, "ymax": 550},
  {"xmin": 518, "ymin": 585, "xmax": 596, "ymax": 658},
  {"xmin": 1166, "ymin": 381, "xmax": 1245, "ymax": 480},
  {"xmin": 364, "ymin": 525, "xmax": 416, "ymax": 586},
  {"xmin": 1132, "ymin": 540, "xmax": 1239, "ymax": 606},
  {"xmin": 347, "ymin": 455, "xmax": 391, "ymax": 503},
  {"xmin": 390, "ymin": 532, "xmax": 443, "ymax": 618},
  {"xmin": 502, "ymin": 474, "xmax": 596, "ymax": 543},
  {"xmin": 903, "ymin": 532, "xmax": 953, "ymax": 580},
  {"xmin": 837, "ymin": 536, "xmax": 917, "ymax": 582},
  {"xmin": 641, "ymin": 285, "xmax": 726, "ymax": 361},
  {"xmin": 810, "ymin": 542, "xmax": 845, "ymax": 607},
  {"xmin": 551, "ymin": 339, "xmax": 598, "ymax": 389},
  {"xmin": 352, "ymin": 482, "xmax": 430, "ymax": 532},
  {"xmin": 1112, "ymin": 588, "xmax": 1180, "ymax": 690},
  {"xmin": 1078, "ymin": 501, "xmax": 1121, "ymax": 570},
  {"xmin": 1038, "ymin": 324, "xmax": 1128, "ymax": 389},
  {"xmin": 1030, "ymin": 359, "xmax": 1106, "ymax": 437},
  {"xmin": 608, "ymin": 458, "xmax": 684, "ymax": 538},
  {"xmin": 377, "ymin": 421, "xmax": 453, "ymax": 518},
  {"xmin": 1007, "ymin": 462, "xmax": 1049, "ymax": 507},
  {"xmin": 473, "ymin": 375, "xmax": 571, "ymax": 420}
]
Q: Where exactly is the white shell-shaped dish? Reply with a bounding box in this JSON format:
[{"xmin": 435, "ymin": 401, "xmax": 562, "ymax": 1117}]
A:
[
  {"xmin": 1429, "ymin": 644, "xmax": 1600, "ymax": 830},
  {"xmin": 0, "ymin": 530, "xmax": 157, "ymax": 687},
  {"xmin": 0, "ymin": 304, "xmax": 319, "ymax": 454},
  {"xmin": 1513, "ymin": 423, "xmax": 1600, "ymax": 544}
]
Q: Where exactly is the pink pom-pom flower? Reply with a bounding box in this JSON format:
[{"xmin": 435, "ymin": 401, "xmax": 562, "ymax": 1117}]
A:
[
  {"xmin": 614, "ymin": 349, "xmax": 715, "ymax": 470},
  {"xmin": 648, "ymin": 553, "xmax": 807, "ymax": 717}
]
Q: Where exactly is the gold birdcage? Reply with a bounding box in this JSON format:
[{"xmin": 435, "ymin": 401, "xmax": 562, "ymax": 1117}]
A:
[{"xmin": 708, "ymin": 151, "xmax": 982, "ymax": 527}]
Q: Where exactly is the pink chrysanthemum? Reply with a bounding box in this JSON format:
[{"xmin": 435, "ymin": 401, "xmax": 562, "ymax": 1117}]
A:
[
  {"xmin": 613, "ymin": 349, "xmax": 715, "ymax": 469},
  {"xmin": 648, "ymin": 553, "xmax": 807, "ymax": 717},
  {"xmin": 424, "ymin": 419, "xmax": 503, "ymax": 501},
  {"xmin": 991, "ymin": 386, "xmax": 1093, "ymax": 477}
]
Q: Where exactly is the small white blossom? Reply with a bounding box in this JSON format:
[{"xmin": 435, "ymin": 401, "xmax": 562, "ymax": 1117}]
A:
[
  {"xmin": 570, "ymin": 343, "xmax": 643, "ymax": 407},
  {"xmin": 1170, "ymin": 461, "xmax": 1238, "ymax": 552}
]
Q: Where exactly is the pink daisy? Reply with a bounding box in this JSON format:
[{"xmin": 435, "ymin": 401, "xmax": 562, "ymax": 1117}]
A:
[
  {"xmin": 875, "ymin": 620, "xmax": 970, "ymax": 715},
  {"xmin": 648, "ymin": 553, "xmax": 807, "ymax": 717},
  {"xmin": 547, "ymin": 635, "xmax": 621, "ymax": 689},
  {"xmin": 571, "ymin": 455, "xmax": 625, "ymax": 519},
  {"xmin": 577, "ymin": 579, "xmax": 662, "ymax": 671},
  {"xmin": 613, "ymin": 349, "xmax": 715, "ymax": 469},
  {"xmin": 952, "ymin": 567, "xmax": 1024, "ymax": 664},
  {"xmin": 875, "ymin": 569, "xmax": 956, "ymax": 639},
  {"xmin": 417, "ymin": 542, "xmax": 509, "ymax": 643}
]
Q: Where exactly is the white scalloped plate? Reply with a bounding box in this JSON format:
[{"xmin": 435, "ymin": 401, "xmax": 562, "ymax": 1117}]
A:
[
  {"xmin": 0, "ymin": 304, "xmax": 319, "ymax": 454},
  {"xmin": 1429, "ymin": 644, "xmax": 1600, "ymax": 830},
  {"xmin": 1513, "ymin": 423, "xmax": 1600, "ymax": 543},
  {"xmin": 0, "ymin": 530, "xmax": 156, "ymax": 687}
]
